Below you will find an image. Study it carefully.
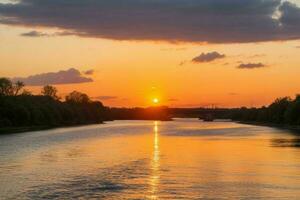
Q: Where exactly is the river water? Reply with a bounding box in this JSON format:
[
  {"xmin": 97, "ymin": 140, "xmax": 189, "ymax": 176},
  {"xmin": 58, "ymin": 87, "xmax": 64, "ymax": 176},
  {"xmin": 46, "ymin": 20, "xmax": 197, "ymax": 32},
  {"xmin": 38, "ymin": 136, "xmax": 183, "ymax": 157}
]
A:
[{"xmin": 0, "ymin": 119, "xmax": 300, "ymax": 199}]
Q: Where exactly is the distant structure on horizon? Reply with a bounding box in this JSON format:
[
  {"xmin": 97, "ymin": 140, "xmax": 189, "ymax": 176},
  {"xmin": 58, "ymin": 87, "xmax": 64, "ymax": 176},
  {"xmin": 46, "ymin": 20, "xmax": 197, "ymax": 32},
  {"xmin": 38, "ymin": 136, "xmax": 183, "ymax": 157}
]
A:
[{"xmin": 199, "ymin": 113, "xmax": 214, "ymax": 122}]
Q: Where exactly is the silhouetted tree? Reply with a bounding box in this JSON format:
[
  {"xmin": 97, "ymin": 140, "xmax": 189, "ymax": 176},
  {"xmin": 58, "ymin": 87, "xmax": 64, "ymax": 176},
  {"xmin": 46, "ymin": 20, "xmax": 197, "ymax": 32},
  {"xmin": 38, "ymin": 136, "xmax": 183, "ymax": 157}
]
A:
[
  {"xmin": 21, "ymin": 89, "xmax": 33, "ymax": 96},
  {"xmin": 13, "ymin": 81, "xmax": 25, "ymax": 96},
  {"xmin": 0, "ymin": 78, "xmax": 13, "ymax": 96},
  {"xmin": 41, "ymin": 85, "xmax": 60, "ymax": 100},
  {"xmin": 268, "ymin": 97, "xmax": 291, "ymax": 124},
  {"xmin": 66, "ymin": 91, "xmax": 90, "ymax": 104},
  {"xmin": 284, "ymin": 95, "xmax": 300, "ymax": 125},
  {"xmin": 0, "ymin": 78, "xmax": 24, "ymax": 96},
  {"xmin": 0, "ymin": 79, "xmax": 108, "ymax": 130},
  {"xmin": 228, "ymin": 95, "xmax": 300, "ymax": 126}
]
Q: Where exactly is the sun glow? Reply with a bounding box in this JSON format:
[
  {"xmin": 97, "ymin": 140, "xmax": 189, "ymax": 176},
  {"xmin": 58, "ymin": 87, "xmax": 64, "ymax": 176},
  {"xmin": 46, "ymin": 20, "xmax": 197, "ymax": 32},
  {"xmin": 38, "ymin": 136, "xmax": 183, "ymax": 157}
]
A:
[{"xmin": 152, "ymin": 98, "xmax": 159, "ymax": 104}]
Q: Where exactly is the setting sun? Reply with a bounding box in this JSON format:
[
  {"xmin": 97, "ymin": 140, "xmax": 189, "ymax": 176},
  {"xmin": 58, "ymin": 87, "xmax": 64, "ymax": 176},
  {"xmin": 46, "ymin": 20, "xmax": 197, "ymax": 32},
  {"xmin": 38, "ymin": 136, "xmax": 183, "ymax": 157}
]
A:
[
  {"xmin": 1, "ymin": 0, "xmax": 300, "ymax": 199},
  {"xmin": 152, "ymin": 98, "xmax": 159, "ymax": 104}
]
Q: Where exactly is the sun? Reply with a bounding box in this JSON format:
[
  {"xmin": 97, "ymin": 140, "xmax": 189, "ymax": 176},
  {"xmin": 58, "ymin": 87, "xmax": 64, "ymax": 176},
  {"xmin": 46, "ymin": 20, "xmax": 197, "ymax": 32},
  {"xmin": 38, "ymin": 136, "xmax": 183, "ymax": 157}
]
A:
[{"xmin": 152, "ymin": 98, "xmax": 159, "ymax": 104}]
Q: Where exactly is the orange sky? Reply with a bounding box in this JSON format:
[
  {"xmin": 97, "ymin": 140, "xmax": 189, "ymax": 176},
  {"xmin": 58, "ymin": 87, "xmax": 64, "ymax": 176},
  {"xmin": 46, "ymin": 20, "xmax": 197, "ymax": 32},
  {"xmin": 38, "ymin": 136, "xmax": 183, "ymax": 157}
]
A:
[
  {"xmin": 1, "ymin": 24, "xmax": 300, "ymax": 108},
  {"xmin": 1, "ymin": 0, "xmax": 300, "ymax": 108}
]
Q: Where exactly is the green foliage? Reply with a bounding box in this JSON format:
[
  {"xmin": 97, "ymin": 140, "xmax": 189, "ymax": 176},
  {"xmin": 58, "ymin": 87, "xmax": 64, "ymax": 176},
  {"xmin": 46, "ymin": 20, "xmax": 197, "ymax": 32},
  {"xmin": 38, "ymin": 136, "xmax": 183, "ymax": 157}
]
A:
[
  {"xmin": 0, "ymin": 79, "xmax": 107, "ymax": 129},
  {"xmin": 230, "ymin": 95, "xmax": 300, "ymax": 126},
  {"xmin": 0, "ymin": 94, "xmax": 107, "ymax": 128}
]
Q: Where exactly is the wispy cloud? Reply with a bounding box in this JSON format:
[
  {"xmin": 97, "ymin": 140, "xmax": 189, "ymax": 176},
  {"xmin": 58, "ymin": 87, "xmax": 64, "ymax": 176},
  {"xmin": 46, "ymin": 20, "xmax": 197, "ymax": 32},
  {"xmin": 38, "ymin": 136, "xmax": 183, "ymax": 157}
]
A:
[
  {"xmin": 179, "ymin": 60, "xmax": 188, "ymax": 66},
  {"xmin": 248, "ymin": 54, "xmax": 266, "ymax": 58},
  {"xmin": 83, "ymin": 69, "xmax": 95, "ymax": 75},
  {"xmin": 168, "ymin": 98, "xmax": 179, "ymax": 102},
  {"xmin": 192, "ymin": 52, "xmax": 225, "ymax": 63},
  {"xmin": 237, "ymin": 63, "xmax": 266, "ymax": 69},
  {"xmin": 12, "ymin": 68, "xmax": 93, "ymax": 86},
  {"xmin": 161, "ymin": 48, "xmax": 187, "ymax": 51},
  {"xmin": 94, "ymin": 96, "xmax": 118, "ymax": 101},
  {"xmin": 20, "ymin": 30, "xmax": 75, "ymax": 37},
  {"xmin": 228, "ymin": 92, "xmax": 239, "ymax": 96},
  {"xmin": 21, "ymin": 31, "xmax": 50, "ymax": 37}
]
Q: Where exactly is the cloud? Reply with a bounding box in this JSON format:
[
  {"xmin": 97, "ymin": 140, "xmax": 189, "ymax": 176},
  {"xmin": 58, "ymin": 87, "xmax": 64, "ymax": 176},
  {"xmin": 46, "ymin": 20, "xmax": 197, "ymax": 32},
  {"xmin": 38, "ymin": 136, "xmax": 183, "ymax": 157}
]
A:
[
  {"xmin": 21, "ymin": 31, "xmax": 50, "ymax": 37},
  {"xmin": 0, "ymin": 0, "xmax": 300, "ymax": 43},
  {"xmin": 12, "ymin": 68, "xmax": 93, "ymax": 86},
  {"xmin": 228, "ymin": 92, "xmax": 239, "ymax": 95},
  {"xmin": 161, "ymin": 48, "xmax": 187, "ymax": 51},
  {"xmin": 237, "ymin": 63, "xmax": 266, "ymax": 69},
  {"xmin": 20, "ymin": 30, "xmax": 75, "ymax": 37},
  {"xmin": 94, "ymin": 96, "xmax": 118, "ymax": 101},
  {"xmin": 248, "ymin": 54, "xmax": 266, "ymax": 58},
  {"xmin": 168, "ymin": 98, "xmax": 179, "ymax": 102},
  {"xmin": 192, "ymin": 52, "xmax": 226, "ymax": 63},
  {"xmin": 179, "ymin": 60, "xmax": 188, "ymax": 66},
  {"xmin": 83, "ymin": 69, "xmax": 94, "ymax": 75}
]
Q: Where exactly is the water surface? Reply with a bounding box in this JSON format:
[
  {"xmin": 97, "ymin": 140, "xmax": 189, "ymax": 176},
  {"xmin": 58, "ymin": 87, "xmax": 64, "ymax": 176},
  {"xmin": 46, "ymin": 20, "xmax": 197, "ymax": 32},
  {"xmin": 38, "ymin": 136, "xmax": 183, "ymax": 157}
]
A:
[{"xmin": 1, "ymin": 119, "xmax": 300, "ymax": 199}]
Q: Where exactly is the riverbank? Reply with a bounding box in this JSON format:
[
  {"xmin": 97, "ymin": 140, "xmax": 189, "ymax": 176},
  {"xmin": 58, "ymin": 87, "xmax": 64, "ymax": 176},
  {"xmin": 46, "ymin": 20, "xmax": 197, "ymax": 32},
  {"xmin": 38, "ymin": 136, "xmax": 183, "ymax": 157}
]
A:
[
  {"xmin": 2, "ymin": 119, "xmax": 298, "ymax": 135},
  {"xmin": 0, "ymin": 126, "xmax": 53, "ymax": 135},
  {"xmin": 237, "ymin": 121, "xmax": 300, "ymax": 133},
  {"xmin": 0, "ymin": 118, "xmax": 173, "ymax": 134},
  {"xmin": 0, "ymin": 123, "xmax": 104, "ymax": 135}
]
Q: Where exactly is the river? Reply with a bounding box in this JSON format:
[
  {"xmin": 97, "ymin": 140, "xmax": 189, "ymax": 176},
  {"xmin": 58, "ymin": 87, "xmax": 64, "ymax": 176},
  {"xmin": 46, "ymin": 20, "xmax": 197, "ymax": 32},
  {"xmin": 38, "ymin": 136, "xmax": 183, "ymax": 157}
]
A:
[{"xmin": 0, "ymin": 119, "xmax": 300, "ymax": 199}]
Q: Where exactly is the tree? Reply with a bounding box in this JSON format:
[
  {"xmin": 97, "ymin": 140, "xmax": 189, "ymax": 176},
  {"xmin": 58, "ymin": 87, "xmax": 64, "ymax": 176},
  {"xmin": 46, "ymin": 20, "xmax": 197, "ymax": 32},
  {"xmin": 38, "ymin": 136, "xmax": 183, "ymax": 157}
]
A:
[
  {"xmin": 0, "ymin": 78, "xmax": 13, "ymax": 96},
  {"xmin": 13, "ymin": 81, "xmax": 25, "ymax": 96},
  {"xmin": 284, "ymin": 95, "xmax": 300, "ymax": 125},
  {"xmin": 21, "ymin": 89, "xmax": 32, "ymax": 96},
  {"xmin": 0, "ymin": 78, "xmax": 24, "ymax": 96},
  {"xmin": 65, "ymin": 91, "xmax": 90, "ymax": 104},
  {"xmin": 41, "ymin": 85, "xmax": 60, "ymax": 100},
  {"xmin": 268, "ymin": 97, "xmax": 291, "ymax": 124},
  {"xmin": 0, "ymin": 79, "xmax": 107, "ymax": 129}
]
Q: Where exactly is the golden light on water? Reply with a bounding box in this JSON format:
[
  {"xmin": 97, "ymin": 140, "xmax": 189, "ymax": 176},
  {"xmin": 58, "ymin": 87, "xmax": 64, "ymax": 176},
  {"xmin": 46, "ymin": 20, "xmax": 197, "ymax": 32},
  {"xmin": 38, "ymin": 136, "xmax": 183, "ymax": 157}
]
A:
[
  {"xmin": 1, "ymin": 120, "xmax": 300, "ymax": 199},
  {"xmin": 148, "ymin": 121, "xmax": 160, "ymax": 199}
]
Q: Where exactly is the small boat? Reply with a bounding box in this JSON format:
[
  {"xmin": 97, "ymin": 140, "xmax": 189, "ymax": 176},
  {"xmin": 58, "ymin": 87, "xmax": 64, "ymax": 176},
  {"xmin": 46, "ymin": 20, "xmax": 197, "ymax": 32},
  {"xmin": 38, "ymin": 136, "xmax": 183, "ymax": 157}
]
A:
[{"xmin": 199, "ymin": 114, "xmax": 214, "ymax": 122}]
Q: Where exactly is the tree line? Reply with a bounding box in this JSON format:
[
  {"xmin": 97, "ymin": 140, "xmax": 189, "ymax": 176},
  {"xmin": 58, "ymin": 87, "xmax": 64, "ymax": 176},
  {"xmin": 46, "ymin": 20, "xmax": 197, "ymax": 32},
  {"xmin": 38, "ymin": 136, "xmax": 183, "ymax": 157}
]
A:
[
  {"xmin": 0, "ymin": 78, "xmax": 171, "ymax": 132},
  {"xmin": 1, "ymin": 77, "xmax": 300, "ymax": 132},
  {"xmin": 229, "ymin": 96, "xmax": 300, "ymax": 126},
  {"xmin": 0, "ymin": 78, "xmax": 109, "ymax": 129},
  {"xmin": 168, "ymin": 97, "xmax": 300, "ymax": 126}
]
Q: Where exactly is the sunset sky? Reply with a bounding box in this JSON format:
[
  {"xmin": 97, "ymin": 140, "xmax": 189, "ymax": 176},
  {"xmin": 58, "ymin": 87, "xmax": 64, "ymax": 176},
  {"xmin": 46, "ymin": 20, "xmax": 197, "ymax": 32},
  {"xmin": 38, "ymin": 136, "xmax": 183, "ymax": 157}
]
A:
[{"xmin": 1, "ymin": 0, "xmax": 300, "ymax": 108}]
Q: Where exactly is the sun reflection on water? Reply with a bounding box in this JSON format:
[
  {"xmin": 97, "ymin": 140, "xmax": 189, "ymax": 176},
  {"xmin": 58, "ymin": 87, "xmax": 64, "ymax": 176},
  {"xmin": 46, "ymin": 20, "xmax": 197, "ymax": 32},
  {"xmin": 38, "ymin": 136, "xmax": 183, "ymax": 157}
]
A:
[{"xmin": 148, "ymin": 121, "xmax": 160, "ymax": 199}]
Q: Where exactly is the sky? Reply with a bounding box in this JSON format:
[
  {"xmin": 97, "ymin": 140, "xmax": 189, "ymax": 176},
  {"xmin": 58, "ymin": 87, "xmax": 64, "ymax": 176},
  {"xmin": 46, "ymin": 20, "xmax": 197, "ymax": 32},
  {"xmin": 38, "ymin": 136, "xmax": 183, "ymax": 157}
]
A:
[{"xmin": 1, "ymin": 0, "xmax": 300, "ymax": 108}]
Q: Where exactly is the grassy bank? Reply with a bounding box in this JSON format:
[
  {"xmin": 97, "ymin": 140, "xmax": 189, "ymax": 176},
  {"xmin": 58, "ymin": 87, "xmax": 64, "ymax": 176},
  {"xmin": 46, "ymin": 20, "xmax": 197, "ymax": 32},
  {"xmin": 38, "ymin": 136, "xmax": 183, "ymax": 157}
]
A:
[
  {"xmin": 0, "ymin": 118, "xmax": 171, "ymax": 135},
  {"xmin": 237, "ymin": 121, "xmax": 300, "ymax": 133},
  {"xmin": 0, "ymin": 126, "xmax": 54, "ymax": 135},
  {"xmin": 0, "ymin": 121, "xmax": 107, "ymax": 135}
]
